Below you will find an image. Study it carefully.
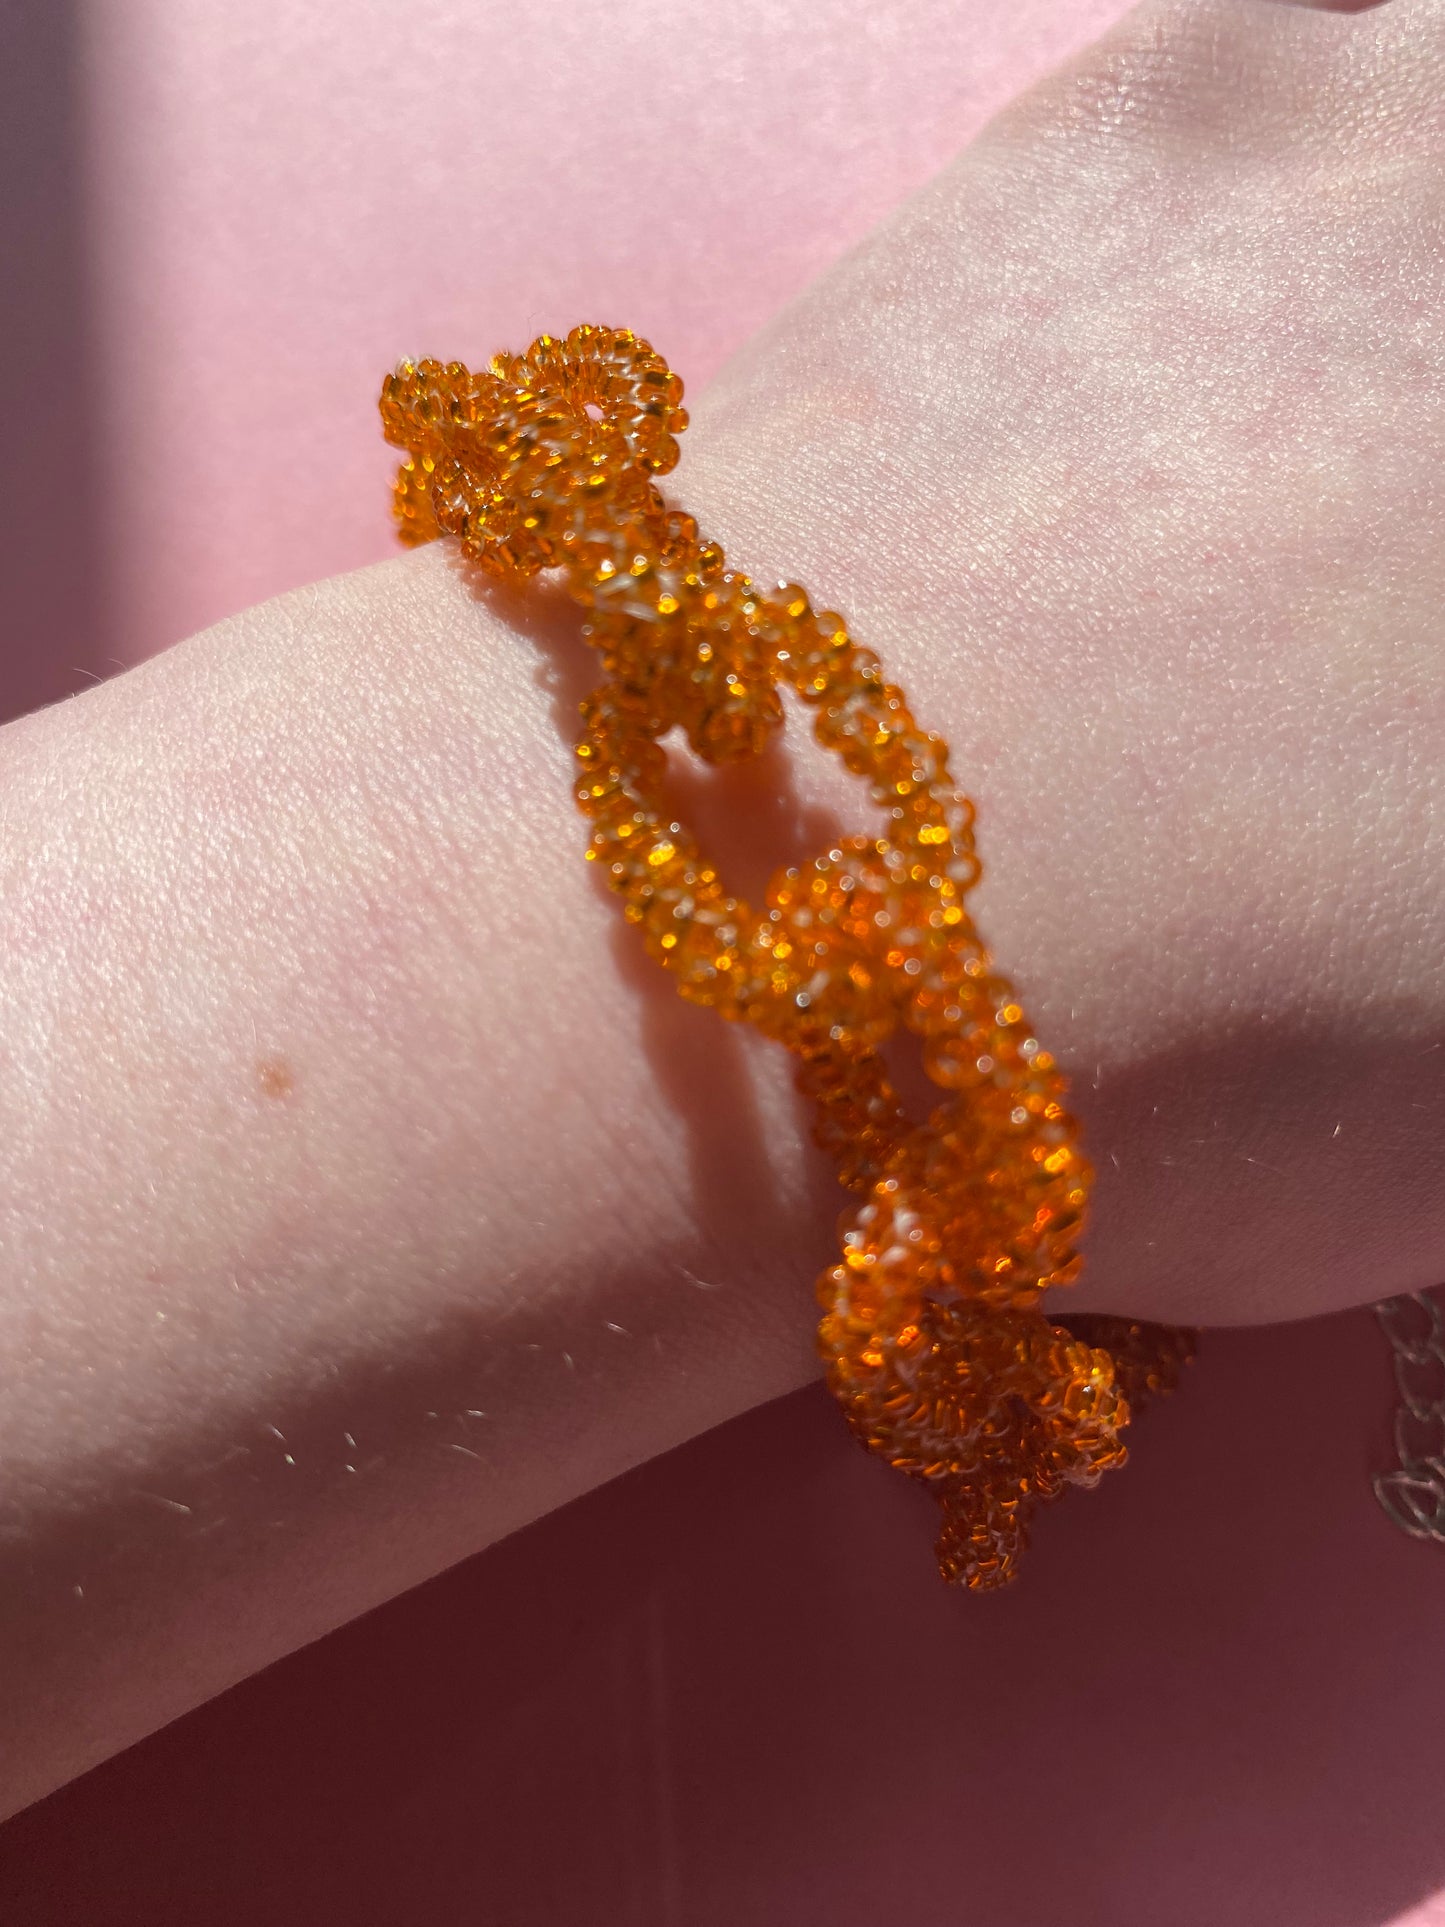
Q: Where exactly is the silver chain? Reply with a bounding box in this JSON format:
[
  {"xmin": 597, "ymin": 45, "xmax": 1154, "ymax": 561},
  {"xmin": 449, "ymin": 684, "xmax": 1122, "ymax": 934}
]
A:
[{"xmin": 1372, "ymin": 1287, "xmax": 1445, "ymax": 1544}]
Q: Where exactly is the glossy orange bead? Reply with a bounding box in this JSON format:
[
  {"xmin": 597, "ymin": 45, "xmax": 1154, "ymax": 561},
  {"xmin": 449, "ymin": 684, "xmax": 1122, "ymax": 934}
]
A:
[{"xmin": 381, "ymin": 325, "xmax": 1192, "ymax": 1590}]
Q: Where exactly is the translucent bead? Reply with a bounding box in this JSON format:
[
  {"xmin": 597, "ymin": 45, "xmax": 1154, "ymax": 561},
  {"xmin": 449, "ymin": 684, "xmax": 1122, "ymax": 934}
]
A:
[{"xmin": 379, "ymin": 324, "xmax": 1194, "ymax": 1592}]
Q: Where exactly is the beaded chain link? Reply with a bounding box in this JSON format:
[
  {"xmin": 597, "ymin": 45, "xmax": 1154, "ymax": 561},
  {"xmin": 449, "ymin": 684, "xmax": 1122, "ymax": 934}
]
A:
[{"xmin": 379, "ymin": 324, "xmax": 1192, "ymax": 1590}]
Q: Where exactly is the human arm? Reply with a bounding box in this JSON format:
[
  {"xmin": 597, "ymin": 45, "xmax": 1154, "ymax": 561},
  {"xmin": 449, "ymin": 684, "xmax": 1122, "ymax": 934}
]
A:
[{"xmin": 2, "ymin": 0, "xmax": 1441, "ymax": 1819}]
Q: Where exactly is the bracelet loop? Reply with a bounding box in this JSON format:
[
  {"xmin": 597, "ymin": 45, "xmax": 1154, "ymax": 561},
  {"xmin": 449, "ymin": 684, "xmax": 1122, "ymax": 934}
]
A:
[{"xmin": 382, "ymin": 324, "xmax": 1192, "ymax": 1589}]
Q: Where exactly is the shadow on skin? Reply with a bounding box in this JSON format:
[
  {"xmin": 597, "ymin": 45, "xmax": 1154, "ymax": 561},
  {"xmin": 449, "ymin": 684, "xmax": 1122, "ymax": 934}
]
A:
[
  {"xmin": 1, "ymin": 1306, "xmax": 1440, "ymax": 1926},
  {"xmin": 460, "ymin": 552, "xmax": 849, "ymax": 1286}
]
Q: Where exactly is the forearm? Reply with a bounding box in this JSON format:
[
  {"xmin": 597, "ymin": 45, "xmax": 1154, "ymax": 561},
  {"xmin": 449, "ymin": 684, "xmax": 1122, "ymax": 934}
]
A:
[{"xmin": 0, "ymin": 545, "xmax": 837, "ymax": 1814}]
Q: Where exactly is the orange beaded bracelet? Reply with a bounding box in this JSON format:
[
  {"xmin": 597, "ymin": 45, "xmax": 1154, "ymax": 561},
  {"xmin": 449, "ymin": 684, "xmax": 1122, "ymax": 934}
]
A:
[{"xmin": 379, "ymin": 323, "xmax": 1192, "ymax": 1590}]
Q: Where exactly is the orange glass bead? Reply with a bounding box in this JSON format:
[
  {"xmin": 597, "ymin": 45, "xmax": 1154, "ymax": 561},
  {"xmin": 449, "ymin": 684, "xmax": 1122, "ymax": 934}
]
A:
[{"xmin": 380, "ymin": 325, "xmax": 1193, "ymax": 1591}]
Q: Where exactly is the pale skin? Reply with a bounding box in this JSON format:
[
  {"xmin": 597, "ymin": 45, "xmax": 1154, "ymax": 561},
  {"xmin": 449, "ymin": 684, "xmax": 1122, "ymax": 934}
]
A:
[{"xmin": 0, "ymin": 0, "xmax": 1440, "ymax": 1820}]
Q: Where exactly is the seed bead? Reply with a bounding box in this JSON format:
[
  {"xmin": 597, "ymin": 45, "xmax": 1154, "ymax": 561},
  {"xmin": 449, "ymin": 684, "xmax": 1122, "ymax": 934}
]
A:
[{"xmin": 381, "ymin": 325, "xmax": 1192, "ymax": 1589}]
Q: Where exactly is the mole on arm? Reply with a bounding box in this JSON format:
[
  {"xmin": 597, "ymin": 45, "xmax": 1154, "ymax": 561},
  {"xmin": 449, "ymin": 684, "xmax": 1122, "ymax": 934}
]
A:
[{"xmin": 256, "ymin": 1057, "xmax": 295, "ymax": 1101}]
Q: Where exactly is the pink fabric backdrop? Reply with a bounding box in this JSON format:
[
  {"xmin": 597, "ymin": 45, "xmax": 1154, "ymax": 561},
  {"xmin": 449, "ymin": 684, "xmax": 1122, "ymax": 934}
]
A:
[{"xmin": 2, "ymin": 2, "xmax": 1442, "ymax": 1920}]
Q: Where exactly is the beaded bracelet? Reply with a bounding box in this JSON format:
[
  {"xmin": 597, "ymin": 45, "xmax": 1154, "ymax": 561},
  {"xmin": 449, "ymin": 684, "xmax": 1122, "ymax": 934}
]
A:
[{"xmin": 379, "ymin": 323, "xmax": 1192, "ymax": 1590}]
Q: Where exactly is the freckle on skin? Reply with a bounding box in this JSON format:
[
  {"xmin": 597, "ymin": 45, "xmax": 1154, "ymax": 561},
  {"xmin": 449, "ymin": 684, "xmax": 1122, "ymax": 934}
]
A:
[{"xmin": 257, "ymin": 1057, "xmax": 294, "ymax": 1100}]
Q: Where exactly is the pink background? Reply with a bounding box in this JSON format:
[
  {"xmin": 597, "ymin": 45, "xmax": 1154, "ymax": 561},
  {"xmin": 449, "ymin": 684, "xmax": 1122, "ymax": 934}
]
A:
[{"xmin": 2, "ymin": 2, "xmax": 1442, "ymax": 1919}]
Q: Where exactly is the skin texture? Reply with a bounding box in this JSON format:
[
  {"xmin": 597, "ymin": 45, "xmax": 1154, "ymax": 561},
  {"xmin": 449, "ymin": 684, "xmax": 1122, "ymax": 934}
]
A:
[{"xmin": 0, "ymin": 0, "xmax": 1441, "ymax": 1821}]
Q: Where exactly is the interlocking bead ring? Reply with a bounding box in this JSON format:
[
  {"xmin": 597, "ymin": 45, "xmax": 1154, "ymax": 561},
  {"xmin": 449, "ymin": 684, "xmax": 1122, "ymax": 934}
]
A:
[{"xmin": 381, "ymin": 324, "xmax": 1191, "ymax": 1589}]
